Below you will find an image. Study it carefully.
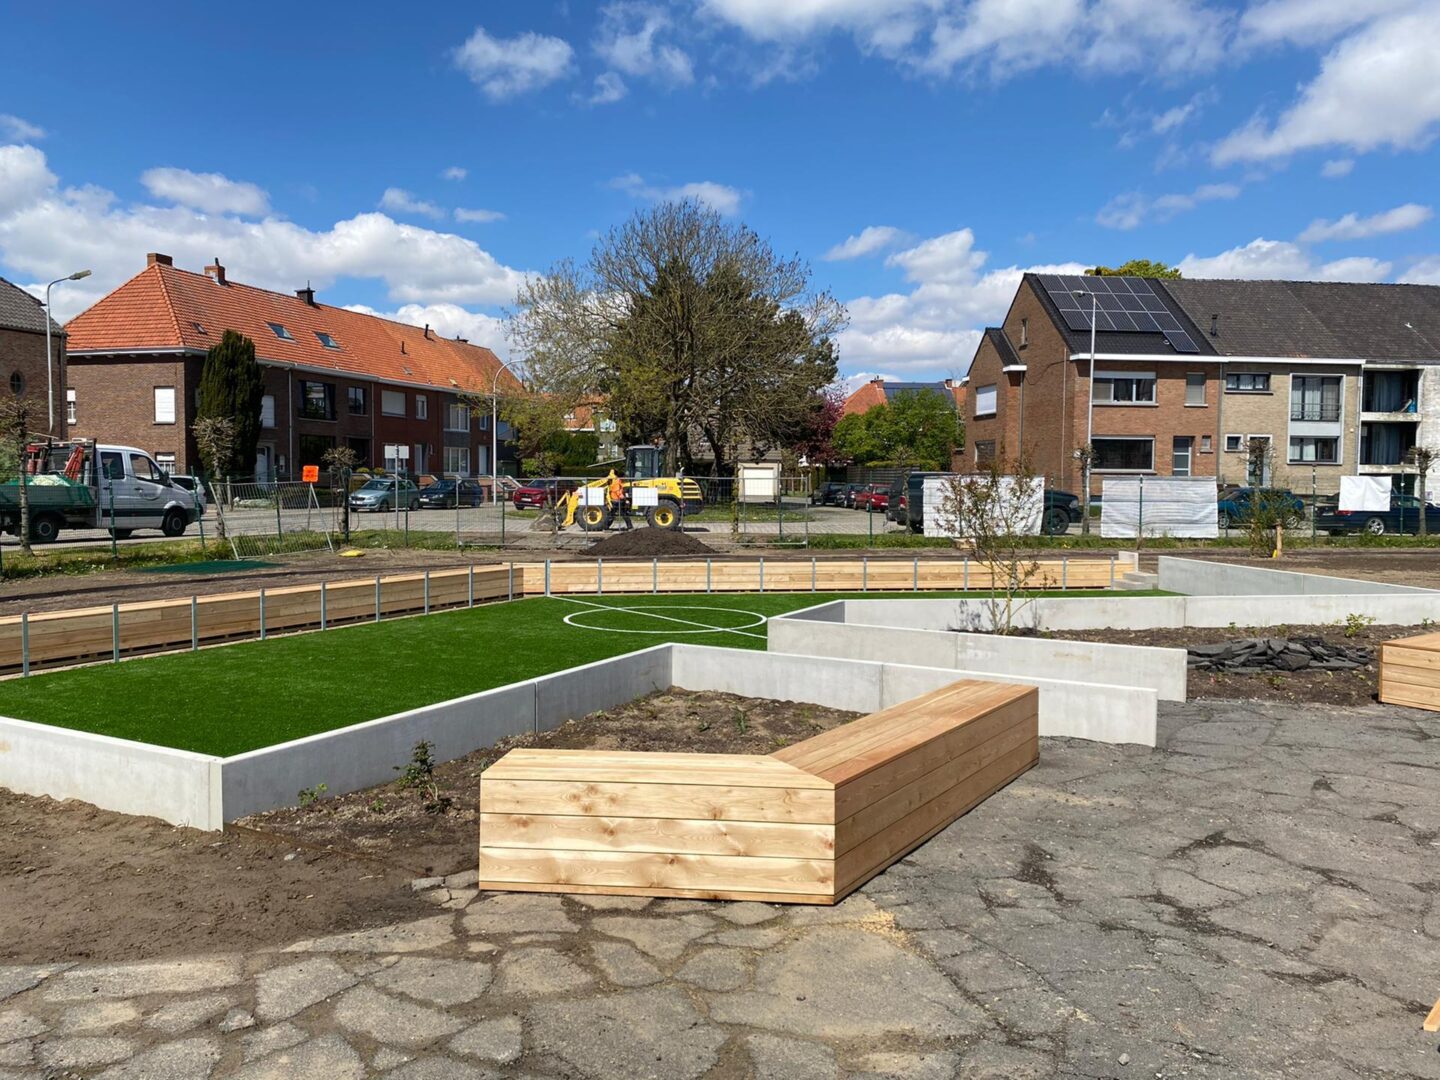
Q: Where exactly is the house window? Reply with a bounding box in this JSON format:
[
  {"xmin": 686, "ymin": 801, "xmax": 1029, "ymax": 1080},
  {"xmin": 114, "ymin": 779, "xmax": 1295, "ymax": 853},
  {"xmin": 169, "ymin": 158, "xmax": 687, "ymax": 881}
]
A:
[
  {"xmin": 381, "ymin": 389, "xmax": 405, "ymax": 416},
  {"xmin": 9, "ymin": 372, "xmax": 23, "ymax": 395},
  {"xmin": 1092, "ymin": 437, "xmax": 1154, "ymax": 472},
  {"xmin": 1094, "ymin": 372, "xmax": 1156, "ymax": 404},
  {"xmin": 1290, "ymin": 375, "xmax": 1341, "ymax": 422},
  {"xmin": 1224, "ymin": 434, "xmax": 1244, "ymax": 452},
  {"xmin": 266, "ymin": 322, "xmax": 294, "ymax": 341},
  {"xmin": 1200, "ymin": 435, "xmax": 1212, "ymax": 453},
  {"xmin": 153, "ymin": 386, "xmax": 176, "ymax": 424},
  {"xmin": 1019, "ymin": 319, "xmax": 1028, "ymax": 348},
  {"xmin": 155, "ymin": 452, "xmax": 176, "ymax": 473},
  {"xmin": 415, "ymin": 394, "xmax": 428, "ymax": 421},
  {"xmin": 1172, "ymin": 436, "xmax": 1193, "ymax": 477},
  {"xmin": 446, "ymin": 403, "xmax": 469, "ymax": 431},
  {"xmin": 297, "ymin": 434, "xmax": 334, "ymax": 468},
  {"xmin": 260, "ymin": 394, "xmax": 275, "ymax": 428},
  {"xmin": 1225, "ymin": 371, "xmax": 1270, "ymax": 393},
  {"xmin": 348, "ymin": 386, "xmax": 367, "ymax": 415},
  {"xmin": 315, "ymin": 331, "xmax": 341, "ymax": 350},
  {"xmin": 443, "ymin": 446, "xmax": 470, "ymax": 476},
  {"xmin": 974, "ymin": 440, "xmax": 996, "ymax": 466},
  {"xmin": 1185, "ymin": 372, "xmax": 1206, "ymax": 406},
  {"xmin": 66, "ymin": 388, "xmax": 76, "ymax": 425},
  {"xmin": 974, "ymin": 384, "xmax": 997, "ymax": 418},
  {"xmin": 346, "ymin": 436, "xmax": 370, "ymax": 463},
  {"xmin": 1289, "ymin": 436, "xmax": 1339, "ymax": 464},
  {"xmin": 297, "ymin": 380, "xmax": 335, "ymax": 421}
]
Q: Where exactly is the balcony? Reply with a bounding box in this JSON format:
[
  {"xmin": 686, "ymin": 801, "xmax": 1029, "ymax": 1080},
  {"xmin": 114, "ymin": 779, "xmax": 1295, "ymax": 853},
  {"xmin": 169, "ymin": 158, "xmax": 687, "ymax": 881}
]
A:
[
  {"xmin": 1359, "ymin": 420, "xmax": 1417, "ymax": 467},
  {"xmin": 1362, "ymin": 370, "xmax": 1420, "ymax": 415},
  {"xmin": 1289, "ymin": 403, "xmax": 1340, "ymax": 422}
]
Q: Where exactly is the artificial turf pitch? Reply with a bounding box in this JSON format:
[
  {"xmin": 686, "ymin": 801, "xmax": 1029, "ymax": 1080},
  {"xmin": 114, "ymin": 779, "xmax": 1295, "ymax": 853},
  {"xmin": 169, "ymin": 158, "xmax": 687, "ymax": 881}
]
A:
[{"xmin": 0, "ymin": 590, "xmax": 1141, "ymax": 756}]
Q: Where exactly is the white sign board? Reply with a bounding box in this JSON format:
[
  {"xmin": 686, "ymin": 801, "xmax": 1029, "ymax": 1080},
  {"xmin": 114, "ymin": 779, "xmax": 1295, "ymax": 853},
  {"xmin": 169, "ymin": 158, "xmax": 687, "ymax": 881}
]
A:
[
  {"xmin": 579, "ymin": 486, "xmax": 608, "ymax": 507},
  {"xmin": 1100, "ymin": 477, "xmax": 1217, "ymax": 538},
  {"xmin": 922, "ymin": 475, "xmax": 1043, "ymax": 538},
  {"xmin": 383, "ymin": 444, "xmax": 410, "ymax": 461},
  {"xmin": 631, "ymin": 487, "xmax": 659, "ymax": 508},
  {"xmin": 1338, "ymin": 475, "xmax": 1389, "ymax": 512}
]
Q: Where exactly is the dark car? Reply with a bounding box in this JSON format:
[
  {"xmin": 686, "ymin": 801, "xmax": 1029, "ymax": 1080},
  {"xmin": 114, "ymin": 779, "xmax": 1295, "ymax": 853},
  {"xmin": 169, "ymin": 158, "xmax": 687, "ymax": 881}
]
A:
[
  {"xmin": 1314, "ymin": 494, "xmax": 1440, "ymax": 535},
  {"xmin": 1043, "ymin": 489, "xmax": 1081, "ymax": 536},
  {"xmin": 842, "ymin": 483, "xmax": 867, "ymax": 509},
  {"xmin": 419, "ymin": 478, "xmax": 486, "ymax": 508},
  {"xmin": 512, "ymin": 478, "xmax": 576, "ymax": 510},
  {"xmin": 1217, "ymin": 487, "xmax": 1306, "ymax": 529},
  {"xmin": 810, "ymin": 482, "xmax": 846, "ymax": 506}
]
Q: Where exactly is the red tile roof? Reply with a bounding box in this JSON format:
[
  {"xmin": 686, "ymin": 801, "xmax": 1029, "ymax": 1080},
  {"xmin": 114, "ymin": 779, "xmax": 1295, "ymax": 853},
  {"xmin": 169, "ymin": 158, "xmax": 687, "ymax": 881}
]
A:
[
  {"xmin": 842, "ymin": 378, "xmax": 966, "ymax": 417},
  {"xmin": 65, "ymin": 261, "xmax": 519, "ymax": 395}
]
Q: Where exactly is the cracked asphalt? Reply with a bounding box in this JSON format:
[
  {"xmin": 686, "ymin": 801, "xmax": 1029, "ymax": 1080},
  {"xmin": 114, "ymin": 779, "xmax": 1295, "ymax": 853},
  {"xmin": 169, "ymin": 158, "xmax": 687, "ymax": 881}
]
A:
[{"xmin": 1, "ymin": 697, "xmax": 1437, "ymax": 1079}]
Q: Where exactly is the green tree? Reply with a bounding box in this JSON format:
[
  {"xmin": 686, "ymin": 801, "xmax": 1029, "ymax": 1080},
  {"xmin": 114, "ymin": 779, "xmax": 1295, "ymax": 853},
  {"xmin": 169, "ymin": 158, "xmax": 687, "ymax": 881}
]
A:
[
  {"xmin": 195, "ymin": 330, "xmax": 265, "ymax": 477},
  {"xmin": 832, "ymin": 391, "xmax": 964, "ymax": 470},
  {"xmin": 1087, "ymin": 260, "xmax": 1182, "ymax": 279}
]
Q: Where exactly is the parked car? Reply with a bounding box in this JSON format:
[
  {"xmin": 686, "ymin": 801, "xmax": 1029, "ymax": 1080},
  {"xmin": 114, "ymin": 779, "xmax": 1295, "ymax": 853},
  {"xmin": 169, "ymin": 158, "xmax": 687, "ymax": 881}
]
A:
[
  {"xmin": 1043, "ymin": 489, "xmax": 1081, "ymax": 536},
  {"xmin": 348, "ymin": 477, "xmax": 420, "ymax": 512},
  {"xmin": 1217, "ymin": 487, "xmax": 1306, "ymax": 529},
  {"xmin": 418, "ymin": 478, "xmax": 486, "ymax": 508},
  {"xmin": 892, "ymin": 472, "xmax": 1081, "ymax": 535},
  {"xmin": 168, "ymin": 474, "xmax": 208, "ymax": 513},
  {"xmin": 512, "ymin": 478, "xmax": 577, "ymax": 510},
  {"xmin": 853, "ymin": 484, "xmax": 890, "ymax": 512},
  {"xmin": 1314, "ymin": 494, "xmax": 1440, "ymax": 535},
  {"xmin": 811, "ymin": 482, "xmax": 846, "ymax": 506},
  {"xmin": 842, "ymin": 483, "xmax": 866, "ymax": 509}
]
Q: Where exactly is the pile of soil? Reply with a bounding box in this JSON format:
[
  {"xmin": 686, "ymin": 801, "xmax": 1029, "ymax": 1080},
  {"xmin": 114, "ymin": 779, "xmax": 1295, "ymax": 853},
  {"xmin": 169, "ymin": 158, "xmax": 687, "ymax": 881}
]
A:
[
  {"xmin": 244, "ymin": 689, "xmax": 859, "ymax": 879},
  {"xmin": 586, "ymin": 528, "xmax": 716, "ymax": 557}
]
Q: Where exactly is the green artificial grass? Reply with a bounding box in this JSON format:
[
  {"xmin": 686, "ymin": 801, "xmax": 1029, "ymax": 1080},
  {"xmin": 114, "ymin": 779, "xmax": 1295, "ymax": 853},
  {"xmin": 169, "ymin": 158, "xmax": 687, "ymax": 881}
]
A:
[{"xmin": 0, "ymin": 589, "xmax": 1166, "ymax": 757}]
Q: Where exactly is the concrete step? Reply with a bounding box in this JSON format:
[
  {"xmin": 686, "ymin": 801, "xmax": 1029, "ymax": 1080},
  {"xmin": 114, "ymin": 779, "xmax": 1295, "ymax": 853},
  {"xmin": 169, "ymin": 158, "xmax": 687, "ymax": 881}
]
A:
[{"xmin": 1115, "ymin": 570, "xmax": 1159, "ymax": 590}]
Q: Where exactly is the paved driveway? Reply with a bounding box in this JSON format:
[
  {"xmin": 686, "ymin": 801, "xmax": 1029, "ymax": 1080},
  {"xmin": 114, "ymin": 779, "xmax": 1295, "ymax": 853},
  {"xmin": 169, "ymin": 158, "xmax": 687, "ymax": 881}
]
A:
[{"xmin": 2, "ymin": 698, "xmax": 1437, "ymax": 1078}]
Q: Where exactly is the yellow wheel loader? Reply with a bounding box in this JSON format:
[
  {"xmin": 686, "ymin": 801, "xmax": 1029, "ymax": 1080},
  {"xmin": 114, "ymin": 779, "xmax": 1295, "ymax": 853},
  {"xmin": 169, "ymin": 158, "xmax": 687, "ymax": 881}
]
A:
[{"xmin": 558, "ymin": 446, "xmax": 704, "ymax": 532}]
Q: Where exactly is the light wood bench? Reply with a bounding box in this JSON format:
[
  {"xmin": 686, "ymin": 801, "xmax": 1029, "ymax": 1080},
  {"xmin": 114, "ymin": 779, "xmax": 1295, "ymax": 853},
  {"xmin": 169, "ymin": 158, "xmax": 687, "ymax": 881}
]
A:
[
  {"xmin": 478, "ymin": 679, "xmax": 1038, "ymax": 904},
  {"xmin": 1379, "ymin": 631, "xmax": 1440, "ymax": 712}
]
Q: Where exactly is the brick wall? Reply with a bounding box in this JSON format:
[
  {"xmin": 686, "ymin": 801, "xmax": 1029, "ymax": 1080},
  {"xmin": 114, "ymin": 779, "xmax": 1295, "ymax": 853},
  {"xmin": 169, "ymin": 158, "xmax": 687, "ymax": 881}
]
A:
[
  {"xmin": 1218, "ymin": 364, "xmax": 1359, "ymax": 496},
  {"xmin": 961, "ymin": 336, "xmax": 1023, "ymax": 473},
  {"xmin": 1001, "ymin": 281, "xmax": 1076, "ymax": 488},
  {"xmin": 0, "ymin": 326, "xmax": 66, "ymax": 439},
  {"xmin": 68, "ymin": 354, "xmax": 192, "ymax": 464}
]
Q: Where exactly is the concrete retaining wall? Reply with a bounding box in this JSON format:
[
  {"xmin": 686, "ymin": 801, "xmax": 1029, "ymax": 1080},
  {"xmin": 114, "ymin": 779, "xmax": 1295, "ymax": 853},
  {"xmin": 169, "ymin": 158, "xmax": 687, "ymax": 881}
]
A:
[
  {"xmin": 1157, "ymin": 556, "xmax": 1430, "ymax": 596},
  {"xmin": 0, "ymin": 716, "xmax": 219, "ymax": 829}
]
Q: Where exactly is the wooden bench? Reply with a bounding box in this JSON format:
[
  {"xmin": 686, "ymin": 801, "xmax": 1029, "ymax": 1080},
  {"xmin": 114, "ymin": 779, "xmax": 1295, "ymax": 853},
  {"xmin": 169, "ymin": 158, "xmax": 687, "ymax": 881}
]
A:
[
  {"xmin": 1379, "ymin": 632, "xmax": 1440, "ymax": 712},
  {"xmin": 478, "ymin": 679, "xmax": 1039, "ymax": 904}
]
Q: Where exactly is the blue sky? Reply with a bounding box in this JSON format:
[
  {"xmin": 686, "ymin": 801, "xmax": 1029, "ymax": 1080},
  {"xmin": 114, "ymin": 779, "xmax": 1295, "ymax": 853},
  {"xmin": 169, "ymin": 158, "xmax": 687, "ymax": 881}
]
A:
[{"xmin": 2, "ymin": 0, "xmax": 1438, "ymax": 384}]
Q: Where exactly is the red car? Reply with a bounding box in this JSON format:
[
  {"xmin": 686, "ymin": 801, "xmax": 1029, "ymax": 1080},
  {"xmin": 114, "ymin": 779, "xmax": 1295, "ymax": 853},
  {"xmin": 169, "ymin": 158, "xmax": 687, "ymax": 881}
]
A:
[
  {"xmin": 512, "ymin": 478, "xmax": 576, "ymax": 509},
  {"xmin": 853, "ymin": 484, "xmax": 889, "ymax": 512}
]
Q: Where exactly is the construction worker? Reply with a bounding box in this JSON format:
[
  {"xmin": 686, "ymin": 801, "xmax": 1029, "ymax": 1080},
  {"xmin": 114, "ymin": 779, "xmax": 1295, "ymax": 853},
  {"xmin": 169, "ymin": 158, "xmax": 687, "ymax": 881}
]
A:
[{"xmin": 607, "ymin": 468, "xmax": 633, "ymax": 531}]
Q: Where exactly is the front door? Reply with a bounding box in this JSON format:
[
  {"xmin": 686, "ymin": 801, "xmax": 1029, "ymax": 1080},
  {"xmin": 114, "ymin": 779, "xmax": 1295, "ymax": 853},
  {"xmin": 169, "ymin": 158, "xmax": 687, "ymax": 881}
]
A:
[
  {"xmin": 1172, "ymin": 436, "xmax": 1193, "ymax": 478},
  {"xmin": 255, "ymin": 445, "xmax": 273, "ymax": 484}
]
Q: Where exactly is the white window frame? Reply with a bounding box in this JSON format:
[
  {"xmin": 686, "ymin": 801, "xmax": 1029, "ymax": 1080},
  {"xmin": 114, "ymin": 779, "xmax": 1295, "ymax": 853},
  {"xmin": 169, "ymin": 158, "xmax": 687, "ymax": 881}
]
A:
[
  {"xmin": 153, "ymin": 386, "xmax": 176, "ymax": 424},
  {"xmin": 1288, "ymin": 435, "xmax": 1340, "ymax": 464},
  {"xmin": 381, "ymin": 389, "xmax": 406, "ymax": 416},
  {"xmin": 974, "ymin": 384, "xmax": 997, "ymax": 418},
  {"xmin": 260, "ymin": 394, "xmax": 276, "ymax": 429},
  {"xmin": 1093, "ymin": 371, "xmax": 1157, "ymax": 406},
  {"xmin": 443, "ymin": 445, "xmax": 470, "ymax": 476},
  {"xmin": 1091, "ymin": 435, "xmax": 1155, "ymax": 473},
  {"xmin": 1223, "ymin": 434, "xmax": 1244, "ymax": 452},
  {"xmin": 1225, "ymin": 371, "xmax": 1271, "ymax": 393},
  {"xmin": 1172, "ymin": 435, "xmax": 1194, "ymax": 477},
  {"xmin": 446, "ymin": 402, "xmax": 469, "ymax": 432},
  {"xmin": 415, "ymin": 394, "xmax": 428, "ymax": 421},
  {"xmin": 66, "ymin": 387, "xmax": 76, "ymax": 425},
  {"xmin": 1184, "ymin": 372, "xmax": 1206, "ymax": 406},
  {"xmin": 155, "ymin": 452, "xmax": 177, "ymax": 472}
]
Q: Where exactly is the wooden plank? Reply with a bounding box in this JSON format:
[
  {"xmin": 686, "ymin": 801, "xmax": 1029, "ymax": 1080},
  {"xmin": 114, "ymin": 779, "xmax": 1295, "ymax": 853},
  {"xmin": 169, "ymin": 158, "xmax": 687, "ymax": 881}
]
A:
[
  {"xmin": 488, "ymin": 748, "xmax": 832, "ymax": 788},
  {"xmin": 472, "ymin": 878, "xmax": 834, "ymax": 906},
  {"xmin": 478, "ymin": 846, "xmax": 834, "ymax": 894},
  {"xmin": 1424, "ymin": 997, "xmax": 1440, "ymax": 1033},
  {"xmin": 480, "ymin": 778, "xmax": 835, "ymax": 824},
  {"xmin": 480, "ymin": 812, "xmax": 834, "ymax": 859},
  {"xmin": 1381, "ymin": 646, "xmax": 1440, "ymax": 672}
]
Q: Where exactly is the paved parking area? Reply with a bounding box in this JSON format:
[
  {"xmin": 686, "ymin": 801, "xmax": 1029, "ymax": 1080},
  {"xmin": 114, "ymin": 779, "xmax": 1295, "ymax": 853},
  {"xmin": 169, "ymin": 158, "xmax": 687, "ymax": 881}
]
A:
[{"xmin": 2, "ymin": 697, "xmax": 1437, "ymax": 1078}]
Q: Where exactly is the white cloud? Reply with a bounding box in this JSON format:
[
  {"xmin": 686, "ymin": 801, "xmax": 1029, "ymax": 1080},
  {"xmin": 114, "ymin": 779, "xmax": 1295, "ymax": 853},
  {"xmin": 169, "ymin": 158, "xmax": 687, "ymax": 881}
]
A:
[
  {"xmin": 609, "ymin": 173, "xmax": 743, "ymax": 215},
  {"xmin": 1320, "ymin": 157, "xmax": 1354, "ymax": 178},
  {"xmin": 1237, "ymin": 0, "xmax": 1416, "ymax": 46},
  {"xmin": 823, "ymin": 225, "xmax": 907, "ymax": 261},
  {"xmin": 0, "ymin": 115, "xmax": 44, "ymax": 142},
  {"xmin": 586, "ymin": 72, "xmax": 629, "ymax": 105},
  {"xmin": 379, "ymin": 187, "xmax": 445, "ymax": 220},
  {"xmin": 595, "ymin": 3, "xmax": 694, "ymax": 84},
  {"xmin": 140, "ymin": 167, "xmax": 270, "ymax": 217},
  {"xmin": 1298, "ymin": 202, "xmax": 1432, "ymax": 242},
  {"xmin": 840, "ymin": 370, "xmax": 901, "ymax": 394},
  {"xmin": 1177, "ymin": 237, "xmax": 1391, "ymax": 281},
  {"xmin": 1213, "ymin": 4, "xmax": 1440, "ymax": 163},
  {"xmin": 344, "ymin": 302, "xmax": 510, "ymax": 359},
  {"xmin": 453, "ymin": 26, "xmax": 575, "ymax": 101},
  {"xmin": 1399, "ymin": 257, "xmax": 1440, "ymax": 285},
  {"xmin": 0, "ymin": 144, "xmax": 530, "ymax": 321},
  {"xmin": 454, "ymin": 207, "xmax": 506, "ymax": 224},
  {"xmin": 1096, "ymin": 183, "xmax": 1241, "ymax": 230},
  {"xmin": 700, "ymin": 0, "xmax": 930, "ymax": 46},
  {"xmin": 440, "ymin": 166, "xmax": 468, "ymax": 181},
  {"xmin": 884, "ymin": 228, "xmax": 988, "ymax": 284}
]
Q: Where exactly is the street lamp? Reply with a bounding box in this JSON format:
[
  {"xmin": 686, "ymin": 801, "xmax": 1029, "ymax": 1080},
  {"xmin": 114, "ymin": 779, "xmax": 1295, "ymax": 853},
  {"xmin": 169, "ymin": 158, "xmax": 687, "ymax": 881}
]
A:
[
  {"xmin": 1072, "ymin": 288, "xmax": 1099, "ymax": 448},
  {"xmin": 490, "ymin": 357, "xmax": 524, "ymax": 504},
  {"xmin": 44, "ymin": 269, "xmax": 91, "ymax": 434}
]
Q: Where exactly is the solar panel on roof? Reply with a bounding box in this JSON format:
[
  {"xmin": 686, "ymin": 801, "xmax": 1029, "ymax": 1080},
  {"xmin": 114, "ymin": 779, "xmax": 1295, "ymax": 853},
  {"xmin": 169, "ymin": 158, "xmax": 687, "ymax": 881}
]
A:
[
  {"xmin": 1166, "ymin": 331, "xmax": 1200, "ymax": 354},
  {"xmin": 1040, "ymin": 275, "xmax": 1200, "ymax": 353}
]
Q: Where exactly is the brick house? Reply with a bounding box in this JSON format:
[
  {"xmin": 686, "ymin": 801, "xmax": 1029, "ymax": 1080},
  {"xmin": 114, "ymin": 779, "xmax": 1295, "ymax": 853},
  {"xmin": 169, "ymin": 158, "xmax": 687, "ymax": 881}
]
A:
[
  {"xmin": 962, "ymin": 273, "xmax": 1440, "ymax": 499},
  {"xmin": 841, "ymin": 377, "xmax": 966, "ymax": 418},
  {"xmin": 0, "ymin": 277, "xmax": 66, "ymax": 438},
  {"xmin": 64, "ymin": 255, "xmax": 520, "ymax": 479}
]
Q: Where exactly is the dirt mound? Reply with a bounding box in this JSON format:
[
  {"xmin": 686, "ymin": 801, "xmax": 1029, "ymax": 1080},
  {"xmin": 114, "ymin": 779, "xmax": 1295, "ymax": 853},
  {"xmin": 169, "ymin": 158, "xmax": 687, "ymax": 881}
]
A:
[{"xmin": 586, "ymin": 528, "xmax": 716, "ymax": 557}]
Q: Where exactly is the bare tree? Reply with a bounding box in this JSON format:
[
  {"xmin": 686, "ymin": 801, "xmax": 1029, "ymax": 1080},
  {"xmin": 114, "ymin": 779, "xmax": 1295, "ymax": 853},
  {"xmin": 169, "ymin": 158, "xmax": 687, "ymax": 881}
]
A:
[
  {"xmin": 0, "ymin": 396, "xmax": 34, "ymax": 555},
  {"xmin": 1074, "ymin": 443, "xmax": 1094, "ymax": 537},
  {"xmin": 936, "ymin": 456, "xmax": 1044, "ymax": 634},
  {"xmin": 323, "ymin": 444, "xmax": 360, "ymax": 542},
  {"xmin": 193, "ymin": 417, "xmax": 236, "ymax": 539},
  {"xmin": 1408, "ymin": 446, "xmax": 1435, "ymax": 537}
]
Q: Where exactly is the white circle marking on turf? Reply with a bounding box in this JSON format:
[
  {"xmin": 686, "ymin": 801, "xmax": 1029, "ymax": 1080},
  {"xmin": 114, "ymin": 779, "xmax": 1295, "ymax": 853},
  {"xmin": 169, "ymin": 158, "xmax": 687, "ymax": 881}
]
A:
[{"xmin": 563, "ymin": 604, "xmax": 768, "ymax": 635}]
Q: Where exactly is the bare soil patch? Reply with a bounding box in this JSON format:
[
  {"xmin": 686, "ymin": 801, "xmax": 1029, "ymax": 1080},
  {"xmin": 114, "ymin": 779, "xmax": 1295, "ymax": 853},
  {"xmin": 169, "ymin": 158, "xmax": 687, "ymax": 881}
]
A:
[
  {"xmin": 244, "ymin": 689, "xmax": 859, "ymax": 881},
  {"xmin": 585, "ymin": 528, "xmax": 717, "ymax": 557}
]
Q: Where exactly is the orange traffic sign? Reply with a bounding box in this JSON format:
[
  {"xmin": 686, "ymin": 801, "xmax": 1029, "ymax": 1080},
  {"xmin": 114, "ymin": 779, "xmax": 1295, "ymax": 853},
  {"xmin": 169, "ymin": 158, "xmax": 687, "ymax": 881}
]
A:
[{"xmin": 302, "ymin": 465, "xmax": 320, "ymax": 483}]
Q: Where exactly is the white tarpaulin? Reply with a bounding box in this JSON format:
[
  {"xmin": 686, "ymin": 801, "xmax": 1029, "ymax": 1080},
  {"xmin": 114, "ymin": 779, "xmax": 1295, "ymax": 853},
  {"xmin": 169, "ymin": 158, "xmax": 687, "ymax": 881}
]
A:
[
  {"xmin": 1339, "ymin": 475, "xmax": 1390, "ymax": 512},
  {"xmin": 922, "ymin": 475, "xmax": 1043, "ymax": 538},
  {"xmin": 1100, "ymin": 477, "xmax": 1218, "ymax": 538}
]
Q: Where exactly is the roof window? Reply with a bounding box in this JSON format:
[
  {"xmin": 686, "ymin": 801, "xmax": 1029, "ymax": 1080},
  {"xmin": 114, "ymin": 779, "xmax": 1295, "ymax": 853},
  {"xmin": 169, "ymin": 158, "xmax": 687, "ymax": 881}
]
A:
[
  {"xmin": 315, "ymin": 331, "xmax": 341, "ymax": 350},
  {"xmin": 266, "ymin": 322, "xmax": 294, "ymax": 341},
  {"xmin": 192, "ymin": 321, "xmax": 207, "ymax": 335}
]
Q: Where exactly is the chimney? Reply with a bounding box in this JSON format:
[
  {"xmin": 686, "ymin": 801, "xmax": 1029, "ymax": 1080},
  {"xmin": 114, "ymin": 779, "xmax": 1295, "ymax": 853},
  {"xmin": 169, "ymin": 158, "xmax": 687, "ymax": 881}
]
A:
[
  {"xmin": 203, "ymin": 258, "xmax": 227, "ymax": 285},
  {"xmin": 871, "ymin": 376, "xmax": 884, "ymax": 386},
  {"xmin": 423, "ymin": 323, "xmax": 432, "ymax": 339},
  {"xmin": 1210, "ymin": 313, "xmax": 1219, "ymax": 337},
  {"xmin": 295, "ymin": 284, "xmax": 317, "ymax": 306},
  {"xmin": 146, "ymin": 252, "xmax": 173, "ymax": 267}
]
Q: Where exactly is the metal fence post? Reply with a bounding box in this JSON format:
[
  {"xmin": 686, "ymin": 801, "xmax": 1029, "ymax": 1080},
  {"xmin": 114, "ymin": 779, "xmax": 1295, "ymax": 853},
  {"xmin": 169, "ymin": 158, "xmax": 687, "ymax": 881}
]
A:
[
  {"xmin": 468, "ymin": 565, "xmax": 475, "ymax": 607},
  {"xmin": 112, "ymin": 603, "xmax": 120, "ymax": 663},
  {"xmin": 914, "ymin": 557, "xmax": 919, "ymax": 591},
  {"xmin": 863, "ymin": 556, "xmax": 869, "ymax": 592},
  {"xmin": 652, "ymin": 557, "xmax": 658, "ymax": 594},
  {"xmin": 20, "ymin": 612, "xmax": 29, "ymax": 677},
  {"xmin": 963, "ymin": 556, "xmax": 970, "ymax": 590},
  {"xmin": 706, "ymin": 558, "xmax": 712, "ymax": 593},
  {"xmin": 1136, "ymin": 476, "xmax": 1145, "ymax": 552},
  {"xmin": 545, "ymin": 559, "xmax": 551, "ymax": 597},
  {"xmin": 1062, "ymin": 556, "xmax": 1068, "ymax": 590},
  {"xmin": 375, "ymin": 575, "xmax": 382, "ymax": 622},
  {"xmin": 191, "ymin": 595, "xmax": 199, "ymax": 649},
  {"xmin": 274, "ymin": 493, "xmax": 283, "ymax": 549},
  {"xmin": 424, "ymin": 569, "xmax": 430, "ymax": 614},
  {"xmin": 320, "ymin": 582, "xmax": 327, "ymax": 630},
  {"xmin": 1109, "ymin": 555, "xmax": 1116, "ymax": 587},
  {"xmin": 759, "ymin": 556, "xmax": 765, "ymax": 593},
  {"xmin": 259, "ymin": 588, "xmax": 267, "ymax": 640},
  {"xmin": 1311, "ymin": 466, "xmax": 1317, "ymax": 542},
  {"xmin": 507, "ymin": 562, "xmax": 514, "ymax": 602},
  {"xmin": 812, "ymin": 557, "xmax": 817, "ymax": 592}
]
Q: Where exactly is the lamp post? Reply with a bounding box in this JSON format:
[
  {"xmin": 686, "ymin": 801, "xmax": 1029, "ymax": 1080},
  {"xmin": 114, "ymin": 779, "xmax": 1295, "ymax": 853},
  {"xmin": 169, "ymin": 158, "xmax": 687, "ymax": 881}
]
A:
[
  {"xmin": 1072, "ymin": 288, "xmax": 1099, "ymax": 512},
  {"xmin": 44, "ymin": 269, "xmax": 91, "ymax": 434},
  {"xmin": 490, "ymin": 357, "xmax": 524, "ymax": 504}
]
